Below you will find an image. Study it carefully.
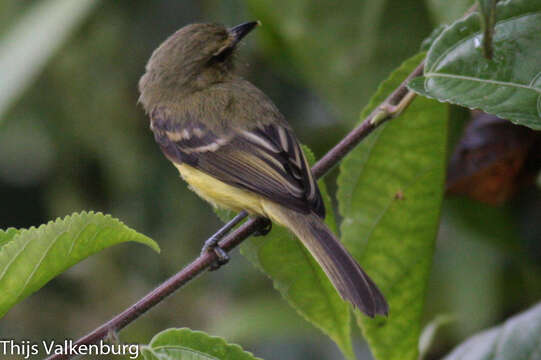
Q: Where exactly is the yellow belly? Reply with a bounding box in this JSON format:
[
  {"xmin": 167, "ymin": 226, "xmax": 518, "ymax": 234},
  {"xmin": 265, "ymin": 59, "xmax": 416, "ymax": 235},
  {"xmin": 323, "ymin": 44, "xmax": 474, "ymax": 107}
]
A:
[{"xmin": 174, "ymin": 163, "xmax": 268, "ymax": 216}]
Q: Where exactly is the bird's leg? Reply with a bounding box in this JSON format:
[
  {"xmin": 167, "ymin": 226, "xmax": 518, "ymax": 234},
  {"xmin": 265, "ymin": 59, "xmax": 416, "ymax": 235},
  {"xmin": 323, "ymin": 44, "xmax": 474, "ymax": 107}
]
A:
[
  {"xmin": 201, "ymin": 233, "xmax": 230, "ymax": 271},
  {"xmin": 253, "ymin": 217, "xmax": 272, "ymax": 236},
  {"xmin": 201, "ymin": 212, "xmax": 246, "ymax": 270},
  {"xmin": 201, "ymin": 233, "xmax": 231, "ymax": 271}
]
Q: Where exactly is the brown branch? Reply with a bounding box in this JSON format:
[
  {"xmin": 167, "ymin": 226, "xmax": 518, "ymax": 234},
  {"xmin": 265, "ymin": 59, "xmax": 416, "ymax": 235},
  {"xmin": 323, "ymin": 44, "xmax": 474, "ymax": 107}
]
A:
[{"xmin": 45, "ymin": 60, "xmax": 424, "ymax": 360}]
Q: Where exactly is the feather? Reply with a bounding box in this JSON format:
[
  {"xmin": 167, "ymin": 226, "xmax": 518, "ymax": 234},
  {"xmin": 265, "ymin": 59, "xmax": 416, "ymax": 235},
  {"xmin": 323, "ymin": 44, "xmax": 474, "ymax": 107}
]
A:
[
  {"xmin": 150, "ymin": 107, "xmax": 325, "ymax": 217},
  {"xmin": 262, "ymin": 200, "xmax": 389, "ymax": 316}
]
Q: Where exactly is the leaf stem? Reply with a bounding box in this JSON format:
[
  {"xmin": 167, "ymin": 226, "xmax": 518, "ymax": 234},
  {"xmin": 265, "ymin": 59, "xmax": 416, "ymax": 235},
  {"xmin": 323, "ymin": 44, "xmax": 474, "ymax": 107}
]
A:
[{"xmin": 478, "ymin": 0, "xmax": 498, "ymax": 59}]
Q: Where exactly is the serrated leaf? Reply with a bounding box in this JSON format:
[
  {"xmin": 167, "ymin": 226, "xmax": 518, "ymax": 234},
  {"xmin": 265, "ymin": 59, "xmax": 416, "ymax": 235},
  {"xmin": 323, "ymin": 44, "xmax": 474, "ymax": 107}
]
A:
[
  {"xmin": 337, "ymin": 52, "xmax": 447, "ymax": 360},
  {"xmin": 216, "ymin": 147, "xmax": 354, "ymax": 360},
  {"xmin": 0, "ymin": 228, "xmax": 20, "ymax": 249},
  {"xmin": 443, "ymin": 302, "xmax": 541, "ymax": 360},
  {"xmin": 141, "ymin": 328, "xmax": 261, "ymax": 360},
  {"xmin": 409, "ymin": 0, "xmax": 541, "ymax": 130},
  {"xmin": 0, "ymin": 211, "xmax": 159, "ymax": 318}
]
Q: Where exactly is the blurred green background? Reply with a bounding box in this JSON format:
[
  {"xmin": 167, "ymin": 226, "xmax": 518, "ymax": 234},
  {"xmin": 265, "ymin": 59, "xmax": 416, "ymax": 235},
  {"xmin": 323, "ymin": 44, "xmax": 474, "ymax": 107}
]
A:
[{"xmin": 1, "ymin": 0, "xmax": 540, "ymax": 359}]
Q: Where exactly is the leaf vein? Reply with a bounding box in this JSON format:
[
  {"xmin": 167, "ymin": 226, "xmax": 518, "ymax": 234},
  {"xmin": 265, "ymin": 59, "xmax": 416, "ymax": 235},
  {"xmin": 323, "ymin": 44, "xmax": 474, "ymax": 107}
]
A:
[
  {"xmin": 424, "ymin": 72, "xmax": 541, "ymax": 93},
  {"xmin": 17, "ymin": 231, "xmax": 64, "ymax": 300},
  {"xmin": 0, "ymin": 233, "xmax": 33, "ymax": 282}
]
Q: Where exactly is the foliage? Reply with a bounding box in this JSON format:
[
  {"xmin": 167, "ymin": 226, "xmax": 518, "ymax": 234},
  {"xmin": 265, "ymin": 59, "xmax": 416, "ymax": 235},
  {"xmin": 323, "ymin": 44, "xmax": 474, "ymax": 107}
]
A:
[
  {"xmin": 337, "ymin": 53, "xmax": 447, "ymax": 360},
  {"xmin": 0, "ymin": 212, "xmax": 158, "ymax": 319},
  {"xmin": 0, "ymin": 0, "xmax": 540, "ymax": 360},
  {"xmin": 410, "ymin": 0, "xmax": 541, "ymax": 129},
  {"xmin": 443, "ymin": 302, "xmax": 541, "ymax": 360},
  {"xmin": 141, "ymin": 328, "xmax": 261, "ymax": 360}
]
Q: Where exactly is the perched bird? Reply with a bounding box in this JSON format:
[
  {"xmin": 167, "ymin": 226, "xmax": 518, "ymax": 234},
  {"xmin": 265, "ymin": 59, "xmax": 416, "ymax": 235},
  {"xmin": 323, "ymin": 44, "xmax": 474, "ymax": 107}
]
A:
[{"xmin": 138, "ymin": 21, "xmax": 388, "ymax": 317}]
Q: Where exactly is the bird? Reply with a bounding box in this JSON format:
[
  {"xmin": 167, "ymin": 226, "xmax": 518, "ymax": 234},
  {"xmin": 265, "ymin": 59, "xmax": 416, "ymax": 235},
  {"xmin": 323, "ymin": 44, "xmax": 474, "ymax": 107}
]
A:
[{"xmin": 138, "ymin": 21, "xmax": 388, "ymax": 317}]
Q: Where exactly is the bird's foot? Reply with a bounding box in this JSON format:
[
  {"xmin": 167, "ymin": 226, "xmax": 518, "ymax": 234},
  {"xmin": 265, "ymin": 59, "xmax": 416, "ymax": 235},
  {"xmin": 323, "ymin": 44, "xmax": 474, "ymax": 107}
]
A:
[
  {"xmin": 201, "ymin": 234, "xmax": 230, "ymax": 271},
  {"xmin": 253, "ymin": 218, "xmax": 272, "ymax": 236}
]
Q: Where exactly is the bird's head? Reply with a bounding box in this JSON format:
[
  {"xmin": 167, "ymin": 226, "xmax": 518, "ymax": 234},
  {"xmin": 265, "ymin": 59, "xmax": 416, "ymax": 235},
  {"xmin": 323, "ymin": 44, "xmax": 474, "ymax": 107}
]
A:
[{"xmin": 139, "ymin": 21, "xmax": 259, "ymax": 105}]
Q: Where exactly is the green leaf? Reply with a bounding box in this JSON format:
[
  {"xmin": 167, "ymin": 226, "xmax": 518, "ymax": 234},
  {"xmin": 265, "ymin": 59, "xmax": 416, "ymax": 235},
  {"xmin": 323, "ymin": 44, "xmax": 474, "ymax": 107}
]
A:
[
  {"xmin": 141, "ymin": 328, "xmax": 261, "ymax": 360},
  {"xmin": 235, "ymin": 147, "xmax": 355, "ymax": 360},
  {"xmin": 0, "ymin": 211, "xmax": 159, "ymax": 318},
  {"xmin": 409, "ymin": 0, "xmax": 541, "ymax": 130},
  {"xmin": 0, "ymin": 228, "xmax": 20, "ymax": 249},
  {"xmin": 0, "ymin": 0, "xmax": 99, "ymax": 122},
  {"xmin": 443, "ymin": 302, "xmax": 541, "ymax": 360},
  {"xmin": 337, "ymin": 53, "xmax": 447, "ymax": 360}
]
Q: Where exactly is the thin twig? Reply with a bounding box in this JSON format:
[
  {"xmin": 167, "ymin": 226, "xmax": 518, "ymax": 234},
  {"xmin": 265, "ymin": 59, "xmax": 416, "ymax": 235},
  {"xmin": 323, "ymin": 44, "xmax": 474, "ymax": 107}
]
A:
[{"xmin": 45, "ymin": 60, "xmax": 424, "ymax": 360}]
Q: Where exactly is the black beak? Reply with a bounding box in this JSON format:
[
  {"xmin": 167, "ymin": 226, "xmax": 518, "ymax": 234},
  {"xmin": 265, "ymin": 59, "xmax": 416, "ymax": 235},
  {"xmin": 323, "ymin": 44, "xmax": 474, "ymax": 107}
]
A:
[{"xmin": 229, "ymin": 21, "xmax": 260, "ymax": 43}]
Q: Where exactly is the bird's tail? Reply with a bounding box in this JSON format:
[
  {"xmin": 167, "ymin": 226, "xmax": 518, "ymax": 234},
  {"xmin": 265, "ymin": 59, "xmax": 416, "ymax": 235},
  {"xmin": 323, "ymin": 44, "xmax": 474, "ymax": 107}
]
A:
[{"xmin": 262, "ymin": 201, "xmax": 388, "ymax": 317}]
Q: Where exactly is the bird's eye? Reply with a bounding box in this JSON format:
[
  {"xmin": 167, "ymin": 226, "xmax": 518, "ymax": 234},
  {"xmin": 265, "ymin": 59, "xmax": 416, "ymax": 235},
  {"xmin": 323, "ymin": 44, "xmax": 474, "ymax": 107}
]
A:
[
  {"xmin": 209, "ymin": 34, "xmax": 235, "ymax": 64},
  {"xmin": 208, "ymin": 41, "xmax": 234, "ymax": 65},
  {"xmin": 212, "ymin": 47, "xmax": 233, "ymax": 62}
]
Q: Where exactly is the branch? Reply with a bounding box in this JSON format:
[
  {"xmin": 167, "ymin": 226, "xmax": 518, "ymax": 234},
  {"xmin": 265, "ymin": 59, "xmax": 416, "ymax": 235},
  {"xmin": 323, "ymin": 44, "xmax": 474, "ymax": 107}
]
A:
[{"xmin": 45, "ymin": 60, "xmax": 424, "ymax": 360}]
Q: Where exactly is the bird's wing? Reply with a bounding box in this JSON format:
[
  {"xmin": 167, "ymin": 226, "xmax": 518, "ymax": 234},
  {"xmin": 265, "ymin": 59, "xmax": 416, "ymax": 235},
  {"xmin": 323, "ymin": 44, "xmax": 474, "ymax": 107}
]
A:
[{"xmin": 150, "ymin": 106, "xmax": 325, "ymax": 218}]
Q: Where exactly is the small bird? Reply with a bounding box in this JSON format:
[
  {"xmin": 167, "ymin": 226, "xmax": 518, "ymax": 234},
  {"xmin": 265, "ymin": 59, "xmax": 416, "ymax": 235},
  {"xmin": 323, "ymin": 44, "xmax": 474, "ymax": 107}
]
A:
[{"xmin": 138, "ymin": 21, "xmax": 388, "ymax": 317}]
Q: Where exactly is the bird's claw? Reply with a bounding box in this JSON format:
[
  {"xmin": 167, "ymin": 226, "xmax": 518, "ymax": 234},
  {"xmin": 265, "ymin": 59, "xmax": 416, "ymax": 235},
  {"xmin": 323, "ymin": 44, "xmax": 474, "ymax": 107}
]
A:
[
  {"xmin": 253, "ymin": 218, "xmax": 272, "ymax": 236},
  {"xmin": 201, "ymin": 235, "xmax": 229, "ymax": 271}
]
